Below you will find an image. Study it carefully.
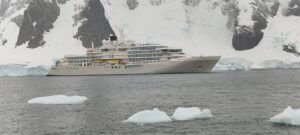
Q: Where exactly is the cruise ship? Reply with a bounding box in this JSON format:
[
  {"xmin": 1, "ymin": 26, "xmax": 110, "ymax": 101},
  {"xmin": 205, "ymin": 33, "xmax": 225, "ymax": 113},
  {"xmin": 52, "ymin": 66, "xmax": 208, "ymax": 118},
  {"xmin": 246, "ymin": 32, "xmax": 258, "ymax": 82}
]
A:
[{"xmin": 47, "ymin": 36, "xmax": 220, "ymax": 76}]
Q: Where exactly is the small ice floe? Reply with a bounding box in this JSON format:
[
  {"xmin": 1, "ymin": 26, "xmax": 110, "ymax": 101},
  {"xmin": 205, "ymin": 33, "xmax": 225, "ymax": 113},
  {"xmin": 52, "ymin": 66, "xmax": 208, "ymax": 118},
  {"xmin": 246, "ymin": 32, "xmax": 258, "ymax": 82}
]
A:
[
  {"xmin": 270, "ymin": 106, "xmax": 300, "ymax": 126},
  {"xmin": 27, "ymin": 95, "xmax": 88, "ymax": 105},
  {"xmin": 123, "ymin": 108, "xmax": 172, "ymax": 124},
  {"xmin": 171, "ymin": 107, "xmax": 213, "ymax": 121}
]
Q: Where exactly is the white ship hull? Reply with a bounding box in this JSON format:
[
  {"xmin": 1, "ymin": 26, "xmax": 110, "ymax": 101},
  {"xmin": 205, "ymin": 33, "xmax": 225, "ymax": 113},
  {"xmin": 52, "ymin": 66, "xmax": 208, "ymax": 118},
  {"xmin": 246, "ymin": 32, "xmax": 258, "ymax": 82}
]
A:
[{"xmin": 47, "ymin": 56, "xmax": 220, "ymax": 76}]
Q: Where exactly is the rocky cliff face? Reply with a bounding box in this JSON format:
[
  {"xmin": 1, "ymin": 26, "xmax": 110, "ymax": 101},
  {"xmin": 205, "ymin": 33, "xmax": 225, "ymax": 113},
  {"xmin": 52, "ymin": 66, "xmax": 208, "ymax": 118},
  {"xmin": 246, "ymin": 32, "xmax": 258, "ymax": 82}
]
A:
[
  {"xmin": 231, "ymin": 0, "xmax": 279, "ymax": 50},
  {"xmin": 284, "ymin": 0, "xmax": 300, "ymax": 16},
  {"xmin": 1, "ymin": 0, "xmax": 298, "ymax": 50},
  {"xmin": 16, "ymin": 0, "xmax": 60, "ymax": 48},
  {"xmin": 75, "ymin": 0, "xmax": 115, "ymax": 48},
  {"xmin": 0, "ymin": 0, "xmax": 114, "ymax": 49}
]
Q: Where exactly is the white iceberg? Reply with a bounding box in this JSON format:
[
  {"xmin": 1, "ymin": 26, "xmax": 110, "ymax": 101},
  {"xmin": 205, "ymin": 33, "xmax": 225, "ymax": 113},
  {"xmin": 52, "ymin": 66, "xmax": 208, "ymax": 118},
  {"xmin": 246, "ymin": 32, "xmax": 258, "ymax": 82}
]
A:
[
  {"xmin": 27, "ymin": 95, "xmax": 88, "ymax": 105},
  {"xmin": 123, "ymin": 108, "xmax": 172, "ymax": 124},
  {"xmin": 270, "ymin": 106, "xmax": 300, "ymax": 126},
  {"xmin": 171, "ymin": 107, "xmax": 213, "ymax": 121}
]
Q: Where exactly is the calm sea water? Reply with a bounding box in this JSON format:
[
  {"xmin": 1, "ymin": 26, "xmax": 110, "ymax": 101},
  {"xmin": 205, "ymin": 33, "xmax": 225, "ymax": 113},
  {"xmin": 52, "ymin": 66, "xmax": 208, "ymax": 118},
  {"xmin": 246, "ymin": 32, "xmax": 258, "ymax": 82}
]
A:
[{"xmin": 1, "ymin": 69, "xmax": 300, "ymax": 135}]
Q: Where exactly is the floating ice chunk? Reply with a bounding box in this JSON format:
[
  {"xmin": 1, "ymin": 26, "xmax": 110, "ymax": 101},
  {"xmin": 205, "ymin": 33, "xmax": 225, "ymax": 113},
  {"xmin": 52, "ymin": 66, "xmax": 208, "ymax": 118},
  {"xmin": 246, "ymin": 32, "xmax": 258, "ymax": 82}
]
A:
[
  {"xmin": 124, "ymin": 108, "xmax": 172, "ymax": 124},
  {"xmin": 270, "ymin": 106, "xmax": 300, "ymax": 126},
  {"xmin": 171, "ymin": 107, "xmax": 213, "ymax": 121},
  {"xmin": 28, "ymin": 95, "xmax": 88, "ymax": 105}
]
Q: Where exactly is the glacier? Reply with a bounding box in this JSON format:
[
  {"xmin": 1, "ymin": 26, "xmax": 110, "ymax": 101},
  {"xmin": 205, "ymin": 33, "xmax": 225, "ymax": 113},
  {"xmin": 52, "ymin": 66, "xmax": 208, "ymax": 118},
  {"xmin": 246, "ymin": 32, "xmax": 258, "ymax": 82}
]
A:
[
  {"xmin": 0, "ymin": 64, "xmax": 48, "ymax": 76},
  {"xmin": 0, "ymin": 0, "xmax": 300, "ymax": 76}
]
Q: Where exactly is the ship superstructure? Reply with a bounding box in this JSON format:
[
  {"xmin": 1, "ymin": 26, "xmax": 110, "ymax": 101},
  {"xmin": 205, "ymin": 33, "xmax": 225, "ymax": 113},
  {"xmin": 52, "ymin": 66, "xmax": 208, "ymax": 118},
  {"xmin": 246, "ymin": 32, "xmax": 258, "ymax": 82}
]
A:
[{"xmin": 48, "ymin": 37, "xmax": 220, "ymax": 76}]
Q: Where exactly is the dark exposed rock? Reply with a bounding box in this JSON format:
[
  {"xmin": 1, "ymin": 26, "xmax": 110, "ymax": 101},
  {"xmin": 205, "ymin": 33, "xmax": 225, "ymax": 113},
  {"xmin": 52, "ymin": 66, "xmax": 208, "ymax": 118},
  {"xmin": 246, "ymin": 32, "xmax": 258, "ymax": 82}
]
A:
[
  {"xmin": 251, "ymin": 0, "xmax": 280, "ymax": 17},
  {"xmin": 232, "ymin": 1, "xmax": 269, "ymax": 51},
  {"xmin": 232, "ymin": 26, "xmax": 264, "ymax": 50},
  {"xmin": 127, "ymin": 0, "xmax": 139, "ymax": 10},
  {"xmin": 150, "ymin": 0, "xmax": 163, "ymax": 6},
  {"xmin": 283, "ymin": 43, "xmax": 300, "ymax": 56},
  {"xmin": 11, "ymin": 15, "xmax": 24, "ymax": 27},
  {"xmin": 183, "ymin": 0, "xmax": 201, "ymax": 7},
  {"xmin": 75, "ymin": 0, "xmax": 115, "ymax": 48},
  {"xmin": 57, "ymin": 0, "xmax": 69, "ymax": 4},
  {"xmin": 252, "ymin": 7, "xmax": 268, "ymax": 30},
  {"xmin": 2, "ymin": 39, "xmax": 7, "ymax": 45},
  {"xmin": 254, "ymin": 0, "xmax": 279, "ymax": 17},
  {"xmin": 283, "ymin": 0, "xmax": 300, "ymax": 16},
  {"xmin": 0, "ymin": 0, "xmax": 10, "ymax": 16},
  {"xmin": 16, "ymin": 0, "xmax": 60, "ymax": 48},
  {"xmin": 269, "ymin": 0, "xmax": 280, "ymax": 16},
  {"xmin": 16, "ymin": 10, "xmax": 34, "ymax": 47}
]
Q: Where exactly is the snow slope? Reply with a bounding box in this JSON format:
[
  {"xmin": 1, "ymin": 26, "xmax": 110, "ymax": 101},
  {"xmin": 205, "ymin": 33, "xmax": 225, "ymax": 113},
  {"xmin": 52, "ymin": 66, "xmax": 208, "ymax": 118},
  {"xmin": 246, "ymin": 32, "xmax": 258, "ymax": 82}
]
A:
[
  {"xmin": 102, "ymin": 0, "xmax": 300, "ymax": 70},
  {"xmin": 0, "ymin": 0, "xmax": 86, "ymax": 77},
  {"xmin": 102, "ymin": 0, "xmax": 233, "ymax": 56},
  {"xmin": 0, "ymin": 0, "xmax": 85, "ymax": 66}
]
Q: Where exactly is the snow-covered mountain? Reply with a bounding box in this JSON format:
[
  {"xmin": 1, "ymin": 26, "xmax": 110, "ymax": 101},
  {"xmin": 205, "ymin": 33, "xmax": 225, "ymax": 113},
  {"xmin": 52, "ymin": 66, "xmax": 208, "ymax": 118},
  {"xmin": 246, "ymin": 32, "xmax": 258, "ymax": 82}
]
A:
[{"xmin": 0, "ymin": 0, "xmax": 300, "ymax": 76}]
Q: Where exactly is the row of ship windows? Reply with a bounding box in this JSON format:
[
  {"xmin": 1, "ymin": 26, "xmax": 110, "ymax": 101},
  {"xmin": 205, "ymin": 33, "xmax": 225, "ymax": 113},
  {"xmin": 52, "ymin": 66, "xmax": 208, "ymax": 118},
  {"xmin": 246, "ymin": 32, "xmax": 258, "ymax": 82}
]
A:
[
  {"xmin": 128, "ymin": 50, "xmax": 162, "ymax": 54},
  {"xmin": 130, "ymin": 53, "xmax": 177, "ymax": 56},
  {"xmin": 129, "ymin": 47, "xmax": 159, "ymax": 50},
  {"xmin": 66, "ymin": 56, "xmax": 169, "ymax": 61},
  {"xmin": 111, "ymin": 65, "xmax": 141, "ymax": 69},
  {"xmin": 129, "ymin": 49, "xmax": 182, "ymax": 52},
  {"xmin": 68, "ymin": 55, "xmax": 171, "ymax": 60},
  {"xmin": 66, "ymin": 54, "xmax": 162, "ymax": 60},
  {"xmin": 96, "ymin": 53, "xmax": 163, "ymax": 57},
  {"xmin": 67, "ymin": 56, "xmax": 177, "ymax": 63},
  {"xmin": 67, "ymin": 58, "xmax": 160, "ymax": 64},
  {"xmin": 67, "ymin": 53, "xmax": 181, "ymax": 60},
  {"xmin": 129, "ymin": 58, "xmax": 160, "ymax": 61},
  {"xmin": 66, "ymin": 66, "xmax": 141, "ymax": 70},
  {"xmin": 129, "ymin": 54, "xmax": 163, "ymax": 57},
  {"xmin": 67, "ymin": 57, "xmax": 101, "ymax": 60},
  {"xmin": 68, "ymin": 60, "xmax": 90, "ymax": 63}
]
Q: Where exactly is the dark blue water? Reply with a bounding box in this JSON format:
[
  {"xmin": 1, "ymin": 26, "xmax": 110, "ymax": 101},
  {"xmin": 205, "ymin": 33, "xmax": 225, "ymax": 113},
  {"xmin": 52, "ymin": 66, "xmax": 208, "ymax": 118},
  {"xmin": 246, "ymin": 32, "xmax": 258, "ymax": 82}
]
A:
[{"xmin": 1, "ymin": 69, "xmax": 300, "ymax": 135}]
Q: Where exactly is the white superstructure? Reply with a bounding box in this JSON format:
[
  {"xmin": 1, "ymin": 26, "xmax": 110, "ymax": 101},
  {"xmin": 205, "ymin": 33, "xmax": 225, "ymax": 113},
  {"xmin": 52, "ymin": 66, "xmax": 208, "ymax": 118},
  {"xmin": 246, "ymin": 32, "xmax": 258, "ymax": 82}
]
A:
[{"xmin": 48, "ymin": 37, "xmax": 220, "ymax": 76}]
